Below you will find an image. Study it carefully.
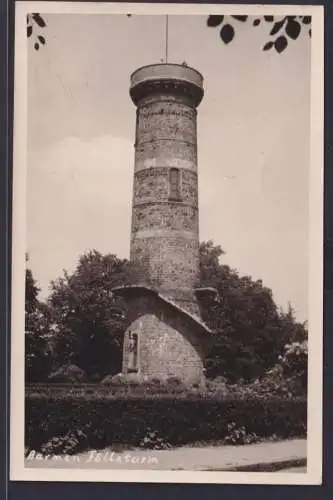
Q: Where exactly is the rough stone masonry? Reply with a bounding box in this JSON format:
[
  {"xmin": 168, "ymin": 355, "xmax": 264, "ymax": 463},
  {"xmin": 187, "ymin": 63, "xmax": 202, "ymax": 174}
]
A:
[{"xmin": 113, "ymin": 63, "xmax": 213, "ymax": 385}]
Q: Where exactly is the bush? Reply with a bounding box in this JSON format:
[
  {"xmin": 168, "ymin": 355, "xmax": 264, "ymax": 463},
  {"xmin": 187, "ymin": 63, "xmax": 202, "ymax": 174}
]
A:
[
  {"xmin": 48, "ymin": 364, "xmax": 87, "ymax": 383},
  {"xmin": 25, "ymin": 391, "xmax": 307, "ymax": 455},
  {"xmin": 139, "ymin": 427, "xmax": 172, "ymax": 450},
  {"xmin": 223, "ymin": 422, "xmax": 261, "ymax": 445},
  {"xmin": 98, "ymin": 375, "xmax": 197, "ymax": 395},
  {"xmin": 166, "ymin": 376, "xmax": 182, "ymax": 386},
  {"xmin": 40, "ymin": 429, "xmax": 88, "ymax": 456},
  {"xmin": 279, "ymin": 341, "xmax": 308, "ymax": 389},
  {"xmin": 151, "ymin": 377, "xmax": 162, "ymax": 386},
  {"xmin": 206, "ymin": 376, "xmax": 229, "ymax": 394}
]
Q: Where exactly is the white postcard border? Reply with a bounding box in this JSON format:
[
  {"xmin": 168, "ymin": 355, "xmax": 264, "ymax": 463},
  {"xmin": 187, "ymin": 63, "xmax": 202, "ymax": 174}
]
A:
[{"xmin": 10, "ymin": 2, "xmax": 324, "ymax": 485}]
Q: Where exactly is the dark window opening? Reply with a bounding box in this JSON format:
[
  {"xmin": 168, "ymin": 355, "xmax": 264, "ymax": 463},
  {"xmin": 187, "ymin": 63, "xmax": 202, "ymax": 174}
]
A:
[
  {"xmin": 134, "ymin": 110, "xmax": 139, "ymax": 148},
  {"xmin": 128, "ymin": 331, "xmax": 139, "ymax": 373},
  {"xmin": 169, "ymin": 168, "xmax": 181, "ymax": 200}
]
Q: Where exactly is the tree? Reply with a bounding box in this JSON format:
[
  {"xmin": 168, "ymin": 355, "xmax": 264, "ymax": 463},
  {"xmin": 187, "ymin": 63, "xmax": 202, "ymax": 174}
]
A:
[
  {"xmin": 25, "ymin": 268, "xmax": 53, "ymax": 382},
  {"xmin": 25, "ymin": 268, "xmax": 39, "ymax": 313},
  {"xmin": 199, "ymin": 241, "xmax": 306, "ymax": 382},
  {"xmin": 26, "ymin": 13, "xmax": 46, "ymax": 50},
  {"xmin": 260, "ymin": 338, "xmax": 308, "ymax": 397},
  {"xmin": 207, "ymin": 15, "xmax": 311, "ymax": 53},
  {"xmin": 48, "ymin": 250, "xmax": 133, "ymax": 379},
  {"xmin": 279, "ymin": 303, "xmax": 308, "ymax": 343},
  {"xmin": 27, "ymin": 13, "xmax": 311, "ymax": 53},
  {"xmin": 45, "ymin": 243, "xmax": 307, "ymax": 384}
]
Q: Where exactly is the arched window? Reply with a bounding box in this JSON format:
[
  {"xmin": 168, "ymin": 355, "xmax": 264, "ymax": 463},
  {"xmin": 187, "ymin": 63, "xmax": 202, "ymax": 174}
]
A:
[{"xmin": 169, "ymin": 167, "xmax": 181, "ymax": 200}]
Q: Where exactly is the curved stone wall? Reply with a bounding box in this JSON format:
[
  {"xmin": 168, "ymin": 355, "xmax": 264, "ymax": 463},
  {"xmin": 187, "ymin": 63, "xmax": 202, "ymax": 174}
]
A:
[{"xmin": 122, "ymin": 295, "xmax": 205, "ymax": 385}]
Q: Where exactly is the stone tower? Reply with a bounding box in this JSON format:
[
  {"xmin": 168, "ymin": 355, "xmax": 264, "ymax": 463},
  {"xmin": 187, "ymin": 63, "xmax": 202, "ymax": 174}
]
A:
[{"xmin": 113, "ymin": 64, "xmax": 212, "ymax": 385}]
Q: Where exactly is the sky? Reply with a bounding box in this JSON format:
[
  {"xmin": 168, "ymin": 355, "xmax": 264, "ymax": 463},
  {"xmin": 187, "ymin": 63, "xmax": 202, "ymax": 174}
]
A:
[{"xmin": 27, "ymin": 13, "xmax": 311, "ymax": 320}]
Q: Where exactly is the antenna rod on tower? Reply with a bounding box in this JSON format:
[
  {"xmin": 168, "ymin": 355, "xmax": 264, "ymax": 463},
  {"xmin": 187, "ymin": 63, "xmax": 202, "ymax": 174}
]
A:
[{"xmin": 165, "ymin": 15, "xmax": 169, "ymax": 63}]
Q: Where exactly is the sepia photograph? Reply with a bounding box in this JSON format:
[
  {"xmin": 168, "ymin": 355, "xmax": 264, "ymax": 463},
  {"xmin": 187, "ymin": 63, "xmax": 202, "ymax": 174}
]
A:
[{"xmin": 11, "ymin": 2, "xmax": 323, "ymax": 485}]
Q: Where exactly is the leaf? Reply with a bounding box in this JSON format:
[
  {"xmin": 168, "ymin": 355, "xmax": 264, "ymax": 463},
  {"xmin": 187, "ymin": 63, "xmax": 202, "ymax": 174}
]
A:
[
  {"xmin": 286, "ymin": 19, "xmax": 301, "ymax": 40},
  {"xmin": 253, "ymin": 19, "xmax": 261, "ymax": 27},
  {"xmin": 32, "ymin": 13, "xmax": 46, "ymax": 28},
  {"xmin": 34, "ymin": 42, "xmax": 39, "ymax": 51},
  {"xmin": 263, "ymin": 41, "xmax": 274, "ymax": 51},
  {"xmin": 302, "ymin": 16, "xmax": 311, "ymax": 25},
  {"xmin": 220, "ymin": 24, "xmax": 235, "ymax": 44},
  {"xmin": 38, "ymin": 35, "xmax": 46, "ymax": 45},
  {"xmin": 231, "ymin": 16, "xmax": 248, "ymax": 22},
  {"xmin": 27, "ymin": 25, "xmax": 32, "ymax": 38},
  {"xmin": 274, "ymin": 36, "xmax": 288, "ymax": 54},
  {"xmin": 270, "ymin": 18, "xmax": 286, "ymax": 36},
  {"xmin": 207, "ymin": 15, "xmax": 224, "ymax": 27},
  {"xmin": 264, "ymin": 16, "xmax": 274, "ymax": 22}
]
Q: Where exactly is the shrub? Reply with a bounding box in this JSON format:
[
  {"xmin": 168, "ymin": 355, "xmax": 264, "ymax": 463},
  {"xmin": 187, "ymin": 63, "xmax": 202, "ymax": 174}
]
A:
[
  {"xmin": 25, "ymin": 391, "xmax": 307, "ymax": 455},
  {"xmin": 165, "ymin": 376, "xmax": 182, "ymax": 387},
  {"xmin": 151, "ymin": 378, "xmax": 162, "ymax": 386},
  {"xmin": 223, "ymin": 422, "xmax": 260, "ymax": 445},
  {"xmin": 40, "ymin": 429, "xmax": 88, "ymax": 456},
  {"xmin": 279, "ymin": 341, "xmax": 308, "ymax": 388},
  {"xmin": 206, "ymin": 376, "xmax": 229, "ymax": 394},
  {"xmin": 139, "ymin": 427, "xmax": 172, "ymax": 450},
  {"xmin": 48, "ymin": 364, "xmax": 87, "ymax": 383}
]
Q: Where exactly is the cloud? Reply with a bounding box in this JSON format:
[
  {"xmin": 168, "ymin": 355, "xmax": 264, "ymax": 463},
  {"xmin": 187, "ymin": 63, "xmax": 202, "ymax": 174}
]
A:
[
  {"xmin": 27, "ymin": 135, "xmax": 133, "ymax": 296},
  {"xmin": 26, "ymin": 132, "xmax": 309, "ymax": 320}
]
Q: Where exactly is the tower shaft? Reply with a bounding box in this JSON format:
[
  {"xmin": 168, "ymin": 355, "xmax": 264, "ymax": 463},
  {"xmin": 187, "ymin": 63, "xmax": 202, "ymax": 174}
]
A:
[{"xmin": 130, "ymin": 64, "xmax": 204, "ymax": 314}]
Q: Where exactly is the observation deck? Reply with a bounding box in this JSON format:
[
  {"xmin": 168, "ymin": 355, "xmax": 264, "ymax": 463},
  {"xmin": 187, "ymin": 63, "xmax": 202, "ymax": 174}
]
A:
[{"xmin": 130, "ymin": 63, "xmax": 204, "ymax": 107}]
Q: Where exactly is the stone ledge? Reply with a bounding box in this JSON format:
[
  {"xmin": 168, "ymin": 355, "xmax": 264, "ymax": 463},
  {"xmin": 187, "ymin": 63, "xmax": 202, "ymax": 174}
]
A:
[
  {"xmin": 112, "ymin": 284, "xmax": 213, "ymax": 337},
  {"xmin": 132, "ymin": 229, "xmax": 197, "ymax": 239},
  {"xmin": 130, "ymin": 64, "xmax": 204, "ymax": 108},
  {"xmin": 132, "ymin": 200, "xmax": 198, "ymax": 209}
]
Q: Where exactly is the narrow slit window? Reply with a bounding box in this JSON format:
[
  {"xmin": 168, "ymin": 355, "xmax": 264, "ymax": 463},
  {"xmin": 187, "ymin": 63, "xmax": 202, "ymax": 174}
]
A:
[
  {"xmin": 169, "ymin": 168, "xmax": 181, "ymax": 200},
  {"xmin": 134, "ymin": 110, "xmax": 139, "ymax": 147},
  {"xmin": 128, "ymin": 331, "xmax": 139, "ymax": 373}
]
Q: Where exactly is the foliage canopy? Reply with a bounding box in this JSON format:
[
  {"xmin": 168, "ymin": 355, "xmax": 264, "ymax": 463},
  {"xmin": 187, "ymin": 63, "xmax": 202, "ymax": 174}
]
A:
[{"xmin": 25, "ymin": 243, "xmax": 307, "ymax": 384}]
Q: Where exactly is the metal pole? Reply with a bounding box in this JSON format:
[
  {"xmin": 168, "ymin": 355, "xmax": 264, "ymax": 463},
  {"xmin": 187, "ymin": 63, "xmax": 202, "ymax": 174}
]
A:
[{"xmin": 165, "ymin": 15, "xmax": 168, "ymax": 63}]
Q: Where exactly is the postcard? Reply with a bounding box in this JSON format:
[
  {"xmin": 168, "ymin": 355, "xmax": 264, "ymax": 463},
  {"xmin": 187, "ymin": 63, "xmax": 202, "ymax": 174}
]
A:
[{"xmin": 10, "ymin": 1, "xmax": 324, "ymax": 485}]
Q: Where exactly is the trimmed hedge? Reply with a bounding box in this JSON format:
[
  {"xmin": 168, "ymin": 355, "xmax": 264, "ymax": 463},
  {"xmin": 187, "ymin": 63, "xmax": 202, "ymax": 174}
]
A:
[{"xmin": 25, "ymin": 391, "xmax": 307, "ymax": 455}]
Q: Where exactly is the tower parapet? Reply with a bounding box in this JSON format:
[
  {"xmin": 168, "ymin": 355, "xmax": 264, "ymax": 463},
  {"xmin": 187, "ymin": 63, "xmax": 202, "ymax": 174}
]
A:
[{"xmin": 130, "ymin": 63, "xmax": 204, "ymax": 107}]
